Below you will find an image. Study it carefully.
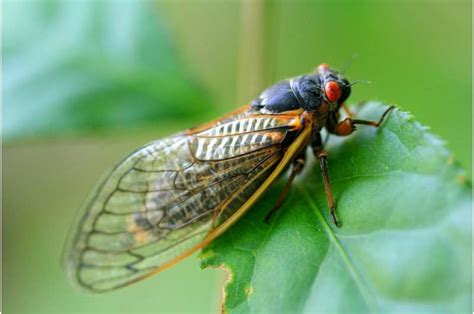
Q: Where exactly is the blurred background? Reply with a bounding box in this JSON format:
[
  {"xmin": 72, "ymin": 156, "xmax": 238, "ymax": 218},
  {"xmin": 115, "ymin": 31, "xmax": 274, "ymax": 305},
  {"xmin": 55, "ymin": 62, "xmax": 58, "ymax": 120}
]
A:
[{"xmin": 3, "ymin": 0, "xmax": 471, "ymax": 313}]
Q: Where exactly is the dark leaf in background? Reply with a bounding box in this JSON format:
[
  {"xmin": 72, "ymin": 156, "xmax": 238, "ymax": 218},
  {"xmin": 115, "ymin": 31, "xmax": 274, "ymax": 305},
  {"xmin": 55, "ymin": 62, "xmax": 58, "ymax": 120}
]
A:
[
  {"xmin": 4, "ymin": 0, "xmax": 211, "ymax": 141},
  {"xmin": 201, "ymin": 103, "xmax": 471, "ymax": 314}
]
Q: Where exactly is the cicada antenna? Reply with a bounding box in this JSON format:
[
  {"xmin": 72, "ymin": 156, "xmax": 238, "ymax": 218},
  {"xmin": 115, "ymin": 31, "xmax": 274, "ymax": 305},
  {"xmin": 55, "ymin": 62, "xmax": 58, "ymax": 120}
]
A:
[
  {"xmin": 340, "ymin": 54, "xmax": 358, "ymax": 74},
  {"xmin": 349, "ymin": 80, "xmax": 371, "ymax": 87}
]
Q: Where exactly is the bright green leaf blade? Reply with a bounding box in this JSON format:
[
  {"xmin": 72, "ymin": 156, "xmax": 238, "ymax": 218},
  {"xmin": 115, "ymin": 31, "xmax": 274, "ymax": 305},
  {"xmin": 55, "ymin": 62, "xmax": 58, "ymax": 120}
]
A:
[
  {"xmin": 201, "ymin": 102, "xmax": 471, "ymax": 314},
  {"xmin": 3, "ymin": 0, "xmax": 210, "ymax": 141}
]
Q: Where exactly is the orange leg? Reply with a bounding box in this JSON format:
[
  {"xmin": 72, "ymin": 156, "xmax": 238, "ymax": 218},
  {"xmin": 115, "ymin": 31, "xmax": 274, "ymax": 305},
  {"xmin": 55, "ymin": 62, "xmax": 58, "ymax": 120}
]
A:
[
  {"xmin": 310, "ymin": 132, "xmax": 340, "ymax": 226},
  {"xmin": 332, "ymin": 105, "xmax": 395, "ymax": 136},
  {"xmin": 341, "ymin": 103, "xmax": 353, "ymax": 118},
  {"xmin": 264, "ymin": 154, "xmax": 306, "ymax": 223},
  {"xmin": 318, "ymin": 151, "xmax": 338, "ymax": 226},
  {"xmin": 351, "ymin": 100, "xmax": 369, "ymax": 116}
]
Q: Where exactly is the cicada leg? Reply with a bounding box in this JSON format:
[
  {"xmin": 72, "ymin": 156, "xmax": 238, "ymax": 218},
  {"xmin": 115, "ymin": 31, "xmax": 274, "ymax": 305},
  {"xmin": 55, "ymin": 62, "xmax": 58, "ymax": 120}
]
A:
[
  {"xmin": 345, "ymin": 100, "xmax": 369, "ymax": 117},
  {"xmin": 311, "ymin": 132, "xmax": 340, "ymax": 227},
  {"xmin": 329, "ymin": 105, "xmax": 395, "ymax": 136},
  {"xmin": 264, "ymin": 151, "xmax": 307, "ymax": 223},
  {"xmin": 341, "ymin": 101, "xmax": 368, "ymax": 119},
  {"xmin": 341, "ymin": 103, "xmax": 353, "ymax": 118}
]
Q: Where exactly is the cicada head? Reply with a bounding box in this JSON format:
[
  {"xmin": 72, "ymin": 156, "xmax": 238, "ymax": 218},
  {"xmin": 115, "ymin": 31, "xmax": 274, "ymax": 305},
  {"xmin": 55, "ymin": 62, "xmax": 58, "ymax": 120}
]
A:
[
  {"xmin": 315, "ymin": 63, "xmax": 351, "ymax": 108},
  {"xmin": 251, "ymin": 63, "xmax": 351, "ymax": 114},
  {"xmin": 291, "ymin": 64, "xmax": 351, "ymax": 113}
]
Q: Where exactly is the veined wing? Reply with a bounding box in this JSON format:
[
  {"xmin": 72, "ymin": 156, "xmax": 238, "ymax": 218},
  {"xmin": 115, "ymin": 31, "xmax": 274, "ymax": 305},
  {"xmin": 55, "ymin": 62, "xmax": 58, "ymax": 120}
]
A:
[{"xmin": 63, "ymin": 110, "xmax": 310, "ymax": 292}]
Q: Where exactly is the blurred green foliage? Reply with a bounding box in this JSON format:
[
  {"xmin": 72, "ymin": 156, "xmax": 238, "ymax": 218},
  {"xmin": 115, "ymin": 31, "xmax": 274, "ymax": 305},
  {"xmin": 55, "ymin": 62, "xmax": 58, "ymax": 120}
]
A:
[
  {"xmin": 3, "ymin": 0, "xmax": 471, "ymax": 313},
  {"xmin": 4, "ymin": 0, "xmax": 210, "ymax": 140}
]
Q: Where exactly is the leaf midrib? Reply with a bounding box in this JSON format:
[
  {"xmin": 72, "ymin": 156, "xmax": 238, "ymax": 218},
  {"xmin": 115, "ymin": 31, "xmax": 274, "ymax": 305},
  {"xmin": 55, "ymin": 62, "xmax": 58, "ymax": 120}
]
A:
[{"xmin": 300, "ymin": 186, "xmax": 379, "ymax": 313}]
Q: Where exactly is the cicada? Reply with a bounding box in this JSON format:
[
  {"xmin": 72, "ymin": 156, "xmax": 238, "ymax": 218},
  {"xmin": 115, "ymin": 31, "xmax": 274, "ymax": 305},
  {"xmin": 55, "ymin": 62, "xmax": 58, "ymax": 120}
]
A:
[{"xmin": 63, "ymin": 64, "xmax": 394, "ymax": 292}]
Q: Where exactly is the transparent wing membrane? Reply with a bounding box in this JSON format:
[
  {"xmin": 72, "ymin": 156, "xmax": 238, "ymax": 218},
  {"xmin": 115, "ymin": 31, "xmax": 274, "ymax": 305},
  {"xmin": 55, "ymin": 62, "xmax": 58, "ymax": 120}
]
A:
[{"xmin": 63, "ymin": 111, "xmax": 305, "ymax": 292}]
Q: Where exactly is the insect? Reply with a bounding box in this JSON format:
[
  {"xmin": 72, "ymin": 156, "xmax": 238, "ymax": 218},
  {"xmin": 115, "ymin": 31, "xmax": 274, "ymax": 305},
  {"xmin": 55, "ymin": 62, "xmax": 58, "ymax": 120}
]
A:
[{"xmin": 63, "ymin": 63, "xmax": 394, "ymax": 292}]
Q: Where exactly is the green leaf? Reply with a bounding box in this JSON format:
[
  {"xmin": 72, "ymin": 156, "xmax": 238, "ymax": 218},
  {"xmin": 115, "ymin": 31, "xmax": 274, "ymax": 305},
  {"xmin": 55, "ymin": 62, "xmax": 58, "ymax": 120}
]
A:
[
  {"xmin": 3, "ymin": 0, "xmax": 210, "ymax": 141},
  {"xmin": 200, "ymin": 102, "xmax": 471, "ymax": 314}
]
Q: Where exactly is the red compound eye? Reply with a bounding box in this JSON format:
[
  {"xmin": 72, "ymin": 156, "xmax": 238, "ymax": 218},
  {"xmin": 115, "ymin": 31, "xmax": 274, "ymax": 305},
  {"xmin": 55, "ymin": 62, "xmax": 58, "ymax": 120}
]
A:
[{"xmin": 325, "ymin": 81, "xmax": 341, "ymax": 102}]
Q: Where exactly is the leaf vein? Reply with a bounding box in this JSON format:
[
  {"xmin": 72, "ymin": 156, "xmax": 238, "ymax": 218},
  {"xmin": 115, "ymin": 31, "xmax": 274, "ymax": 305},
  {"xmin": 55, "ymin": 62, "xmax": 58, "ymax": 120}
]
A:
[{"xmin": 300, "ymin": 186, "xmax": 380, "ymax": 313}]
